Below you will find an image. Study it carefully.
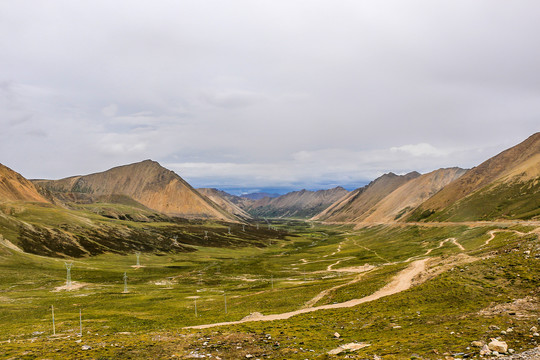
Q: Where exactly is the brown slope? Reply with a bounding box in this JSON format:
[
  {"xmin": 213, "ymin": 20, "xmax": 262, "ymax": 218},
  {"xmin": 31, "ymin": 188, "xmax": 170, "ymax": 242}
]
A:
[
  {"xmin": 33, "ymin": 160, "xmax": 237, "ymax": 221},
  {"xmin": 313, "ymin": 172, "xmax": 420, "ymax": 222},
  {"xmin": 361, "ymin": 167, "xmax": 466, "ymax": 223},
  {"xmin": 413, "ymin": 132, "xmax": 540, "ymax": 213},
  {"xmin": 246, "ymin": 187, "xmax": 350, "ymax": 218},
  {"xmin": 0, "ymin": 163, "xmax": 48, "ymax": 203},
  {"xmin": 197, "ymin": 188, "xmax": 252, "ymax": 221}
]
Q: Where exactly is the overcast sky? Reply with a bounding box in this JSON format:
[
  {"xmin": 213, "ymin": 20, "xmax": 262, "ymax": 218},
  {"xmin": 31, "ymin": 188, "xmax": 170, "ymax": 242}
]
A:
[{"xmin": 1, "ymin": 1, "xmax": 539, "ymax": 194}]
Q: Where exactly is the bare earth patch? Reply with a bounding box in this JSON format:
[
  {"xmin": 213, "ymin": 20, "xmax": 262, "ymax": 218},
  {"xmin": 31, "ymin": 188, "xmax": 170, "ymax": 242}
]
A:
[
  {"xmin": 478, "ymin": 296, "xmax": 539, "ymax": 319},
  {"xmin": 327, "ymin": 342, "xmax": 371, "ymax": 355},
  {"xmin": 52, "ymin": 282, "xmax": 89, "ymax": 292}
]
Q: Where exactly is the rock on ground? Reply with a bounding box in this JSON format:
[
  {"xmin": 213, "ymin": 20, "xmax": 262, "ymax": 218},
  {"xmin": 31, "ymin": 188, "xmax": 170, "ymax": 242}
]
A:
[{"xmin": 488, "ymin": 339, "xmax": 508, "ymax": 353}]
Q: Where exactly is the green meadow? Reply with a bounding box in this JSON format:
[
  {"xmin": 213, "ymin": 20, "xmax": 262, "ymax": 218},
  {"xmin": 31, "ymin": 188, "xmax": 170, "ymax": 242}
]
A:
[{"xmin": 0, "ymin": 220, "xmax": 538, "ymax": 359}]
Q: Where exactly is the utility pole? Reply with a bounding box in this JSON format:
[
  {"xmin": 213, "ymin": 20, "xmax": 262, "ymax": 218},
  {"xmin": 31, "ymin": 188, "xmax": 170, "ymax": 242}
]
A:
[
  {"xmin": 65, "ymin": 262, "xmax": 72, "ymax": 288},
  {"xmin": 79, "ymin": 308, "xmax": 82, "ymax": 336},
  {"xmin": 123, "ymin": 272, "xmax": 128, "ymax": 293},
  {"xmin": 51, "ymin": 305, "xmax": 56, "ymax": 335}
]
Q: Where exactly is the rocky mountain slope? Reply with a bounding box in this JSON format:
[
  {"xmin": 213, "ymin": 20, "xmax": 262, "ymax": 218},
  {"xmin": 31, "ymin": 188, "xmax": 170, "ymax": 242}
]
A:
[
  {"xmin": 33, "ymin": 160, "xmax": 238, "ymax": 221},
  {"xmin": 361, "ymin": 167, "xmax": 467, "ymax": 223},
  {"xmin": 245, "ymin": 187, "xmax": 350, "ymax": 219},
  {"xmin": 0, "ymin": 163, "xmax": 48, "ymax": 203},
  {"xmin": 313, "ymin": 172, "xmax": 420, "ymax": 222},
  {"xmin": 409, "ymin": 133, "xmax": 540, "ymax": 221},
  {"xmin": 198, "ymin": 188, "xmax": 252, "ymax": 221}
]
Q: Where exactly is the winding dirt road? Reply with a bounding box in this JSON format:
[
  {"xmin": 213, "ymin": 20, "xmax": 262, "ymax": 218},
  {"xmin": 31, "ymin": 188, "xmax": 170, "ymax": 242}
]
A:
[
  {"xmin": 187, "ymin": 258, "xmax": 427, "ymax": 329},
  {"xmin": 186, "ymin": 225, "xmax": 538, "ymax": 330}
]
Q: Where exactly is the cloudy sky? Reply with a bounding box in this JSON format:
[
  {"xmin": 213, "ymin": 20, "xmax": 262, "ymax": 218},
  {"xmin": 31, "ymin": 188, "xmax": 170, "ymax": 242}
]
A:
[{"xmin": 1, "ymin": 1, "xmax": 539, "ymax": 194}]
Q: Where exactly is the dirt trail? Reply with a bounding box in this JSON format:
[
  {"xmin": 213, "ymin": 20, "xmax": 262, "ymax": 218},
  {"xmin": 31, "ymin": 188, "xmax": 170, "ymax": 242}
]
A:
[
  {"xmin": 326, "ymin": 257, "xmax": 355, "ymax": 271},
  {"xmin": 424, "ymin": 237, "xmax": 464, "ymax": 256},
  {"xmin": 451, "ymin": 238, "xmax": 465, "ymax": 251},
  {"xmin": 483, "ymin": 229, "xmax": 532, "ymax": 247},
  {"xmin": 187, "ymin": 225, "xmax": 538, "ymax": 330},
  {"xmin": 358, "ymin": 244, "xmax": 388, "ymax": 263},
  {"xmin": 323, "ymin": 243, "xmax": 342, "ymax": 258},
  {"xmin": 347, "ymin": 220, "xmax": 540, "ymax": 228},
  {"xmin": 187, "ymin": 259, "xmax": 427, "ymax": 329},
  {"xmin": 308, "ymin": 236, "xmax": 462, "ymax": 309}
]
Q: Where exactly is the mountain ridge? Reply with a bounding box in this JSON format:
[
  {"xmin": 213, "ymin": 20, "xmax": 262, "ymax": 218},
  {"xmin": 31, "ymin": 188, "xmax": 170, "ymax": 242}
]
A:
[
  {"xmin": 33, "ymin": 160, "xmax": 239, "ymax": 221},
  {"xmin": 313, "ymin": 172, "xmax": 421, "ymax": 222},
  {"xmin": 361, "ymin": 167, "xmax": 467, "ymax": 223},
  {"xmin": 244, "ymin": 186, "xmax": 350, "ymax": 219},
  {"xmin": 409, "ymin": 133, "xmax": 540, "ymax": 221},
  {"xmin": 197, "ymin": 188, "xmax": 253, "ymax": 221}
]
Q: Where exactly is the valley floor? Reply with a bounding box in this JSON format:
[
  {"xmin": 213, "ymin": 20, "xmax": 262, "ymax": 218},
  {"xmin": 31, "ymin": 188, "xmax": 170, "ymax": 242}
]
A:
[{"xmin": 0, "ymin": 220, "xmax": 539, "ymax": 359}]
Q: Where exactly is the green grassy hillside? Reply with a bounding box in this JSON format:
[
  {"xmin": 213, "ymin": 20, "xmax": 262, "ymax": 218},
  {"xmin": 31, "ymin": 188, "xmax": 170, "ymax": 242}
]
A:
[
  {"xmin": 409, "ymin": 178, "xmax": 540, "ymax": 222},
  {"xmin": 0, "ymin": 201, "xmax": 285, "ymax": 258}
]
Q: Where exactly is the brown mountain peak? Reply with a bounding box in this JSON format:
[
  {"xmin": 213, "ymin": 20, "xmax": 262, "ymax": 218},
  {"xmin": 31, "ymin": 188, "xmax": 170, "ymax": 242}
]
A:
[
  {"xmin": 0, "ymin": 163, "xmax": 48, "ymax": 203},
  {"xmin": 34, "ymin": 161, "xmax": 238, "ymax": 221},
  {"xmin": 360, "ymin": 167, "xmax": 466, "ymax": 223},
  {"xmin": 313, "ymin": 172, "xmax": 420, "ymax": 222}
]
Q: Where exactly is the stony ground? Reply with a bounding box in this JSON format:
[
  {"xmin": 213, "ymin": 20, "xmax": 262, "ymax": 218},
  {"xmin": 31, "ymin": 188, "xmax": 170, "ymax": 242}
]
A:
[{"xmin": 498, "ymin": 346, "xmax": 540, "ymax": 360}]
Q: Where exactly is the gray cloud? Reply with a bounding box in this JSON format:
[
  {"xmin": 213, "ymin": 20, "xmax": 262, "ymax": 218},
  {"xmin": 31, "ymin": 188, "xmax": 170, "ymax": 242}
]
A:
[
  {"xmin": 0, "ymin": 1, "xmax": 538, "ymax": 190},
  {"xmin": 200, "ymin": 89, "xmax": 266, "ymax": 108}
]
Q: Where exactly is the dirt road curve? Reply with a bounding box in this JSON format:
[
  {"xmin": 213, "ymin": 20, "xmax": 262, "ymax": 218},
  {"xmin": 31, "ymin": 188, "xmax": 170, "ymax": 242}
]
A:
[{"xmin": 186, "ymin": 258, "xmax": 428, "ymax": 329}]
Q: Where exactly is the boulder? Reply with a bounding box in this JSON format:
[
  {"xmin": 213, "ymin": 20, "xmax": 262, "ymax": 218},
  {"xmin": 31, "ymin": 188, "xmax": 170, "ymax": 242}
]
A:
[
  {"xmin": 488, "ymin": 339, "xmax": 508, "ymax": 353},
  {"xmin": 479, "ymin": 344, "xmax": 490, "ymax": 356},
  {"xmin": 470, "ymin": 341, "xmax": 484, "ymax": 347}
]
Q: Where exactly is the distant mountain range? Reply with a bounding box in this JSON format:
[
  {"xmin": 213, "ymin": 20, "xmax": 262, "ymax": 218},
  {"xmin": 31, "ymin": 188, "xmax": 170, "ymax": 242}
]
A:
[
  {"xmin": 0, "ymin": 133, "xmax": 539, "ymax": 256},
  {"xmin": 240, "ymin": 192, "xmax": 281, "ymax": 200},
  {"xmin": 243, "ymin": 187, "xmax": 350, "ymax": 219}
]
